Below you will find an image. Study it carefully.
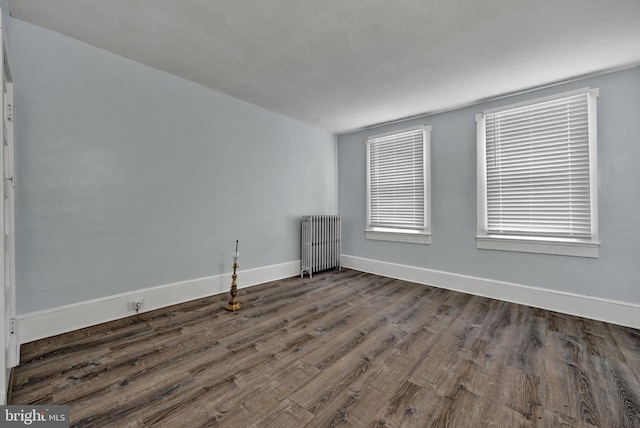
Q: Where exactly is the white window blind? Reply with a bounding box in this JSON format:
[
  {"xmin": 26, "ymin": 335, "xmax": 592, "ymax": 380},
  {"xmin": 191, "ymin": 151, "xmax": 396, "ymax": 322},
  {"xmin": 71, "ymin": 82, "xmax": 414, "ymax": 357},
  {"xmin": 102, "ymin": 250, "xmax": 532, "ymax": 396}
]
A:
[
  {"xmin": 482, "ymin": 91, "xmax": 596, "ymax": 239},
  {"xmin": 367, "ymin": 127, "xmax": 427, "ymax": 231}
]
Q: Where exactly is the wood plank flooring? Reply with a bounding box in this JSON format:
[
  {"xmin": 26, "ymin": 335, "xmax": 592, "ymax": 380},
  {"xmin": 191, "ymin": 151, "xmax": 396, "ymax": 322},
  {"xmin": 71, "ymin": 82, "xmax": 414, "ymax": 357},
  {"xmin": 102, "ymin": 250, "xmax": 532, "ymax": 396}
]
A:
[{"xmin": 10, "ymin": 269, "xmax": 640, "ymax": 427}]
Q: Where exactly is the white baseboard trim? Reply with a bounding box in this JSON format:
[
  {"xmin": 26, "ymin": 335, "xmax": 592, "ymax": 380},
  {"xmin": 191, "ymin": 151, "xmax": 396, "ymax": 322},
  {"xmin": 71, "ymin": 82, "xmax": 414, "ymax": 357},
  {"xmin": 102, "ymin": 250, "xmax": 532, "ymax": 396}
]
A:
[
  {"xmin": 17, "ymin": 256, "xmax": 639, "ymax": 344},
  {"xmin": 17, "ymin": 261, "xmax": 300, "ymax": 344},
  {"xmin": 342, "ymin": 255, "xmax": 640, "ymax": 329}
]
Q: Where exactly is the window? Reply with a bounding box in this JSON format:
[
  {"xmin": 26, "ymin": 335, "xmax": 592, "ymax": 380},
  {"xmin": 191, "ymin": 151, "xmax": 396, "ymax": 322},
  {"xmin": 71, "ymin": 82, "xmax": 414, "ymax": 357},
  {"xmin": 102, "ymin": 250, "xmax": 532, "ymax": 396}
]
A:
[
  {"xmin": 476, "ymin": 88, "xmax": 599, "ymax": 257},
  {"xmin": 366, "ymin": 125, "xmax": 431, "ymax": 244}
]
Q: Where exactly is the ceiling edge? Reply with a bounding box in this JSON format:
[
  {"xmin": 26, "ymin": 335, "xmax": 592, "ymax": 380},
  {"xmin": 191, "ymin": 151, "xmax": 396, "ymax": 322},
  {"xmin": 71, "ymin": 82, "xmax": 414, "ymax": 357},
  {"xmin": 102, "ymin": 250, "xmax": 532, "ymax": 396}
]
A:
[{"xmin": 337, "ymin": 61, "xmax": 640, "ymax": 136}]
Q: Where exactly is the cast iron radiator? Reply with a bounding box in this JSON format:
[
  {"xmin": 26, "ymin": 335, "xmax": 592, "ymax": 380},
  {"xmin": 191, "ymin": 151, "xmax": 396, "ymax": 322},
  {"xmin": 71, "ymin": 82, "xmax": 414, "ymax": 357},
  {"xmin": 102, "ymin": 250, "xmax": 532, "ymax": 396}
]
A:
[{"xmin": 300, "ymin": 215, "xmax": 341, "ymax": 278}]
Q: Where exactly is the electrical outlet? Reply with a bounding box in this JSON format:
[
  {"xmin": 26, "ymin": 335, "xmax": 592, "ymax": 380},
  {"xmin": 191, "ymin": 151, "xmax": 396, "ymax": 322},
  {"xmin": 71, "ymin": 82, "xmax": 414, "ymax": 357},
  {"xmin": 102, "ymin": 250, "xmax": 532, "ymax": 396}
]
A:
[{"xmin": 127, "ymin": 299, "xmax": 144, "ymax": 311}]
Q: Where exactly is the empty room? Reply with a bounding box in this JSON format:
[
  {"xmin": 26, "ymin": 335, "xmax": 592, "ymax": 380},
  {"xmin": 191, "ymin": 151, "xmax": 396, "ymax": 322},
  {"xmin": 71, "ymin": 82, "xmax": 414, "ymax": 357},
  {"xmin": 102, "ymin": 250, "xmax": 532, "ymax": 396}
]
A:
[{"xmin": 0, "ymin": 0, "xmax": 639, "ymax": 426}]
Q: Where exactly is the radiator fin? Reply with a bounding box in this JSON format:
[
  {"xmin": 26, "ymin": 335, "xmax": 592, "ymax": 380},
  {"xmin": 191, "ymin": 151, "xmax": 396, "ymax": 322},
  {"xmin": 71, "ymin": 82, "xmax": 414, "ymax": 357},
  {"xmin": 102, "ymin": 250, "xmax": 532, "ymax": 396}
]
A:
[{"xmin": 301, "ymin": 215, "xmax": 341, "ymax": 278}]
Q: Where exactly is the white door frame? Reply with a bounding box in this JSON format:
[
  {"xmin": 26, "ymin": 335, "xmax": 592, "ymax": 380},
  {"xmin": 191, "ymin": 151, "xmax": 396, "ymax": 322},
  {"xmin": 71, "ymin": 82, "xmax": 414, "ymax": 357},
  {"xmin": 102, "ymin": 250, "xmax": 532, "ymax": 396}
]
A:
[{"xmin": 0, "ymin": 9, "xmax": 18, "ymax": 405}]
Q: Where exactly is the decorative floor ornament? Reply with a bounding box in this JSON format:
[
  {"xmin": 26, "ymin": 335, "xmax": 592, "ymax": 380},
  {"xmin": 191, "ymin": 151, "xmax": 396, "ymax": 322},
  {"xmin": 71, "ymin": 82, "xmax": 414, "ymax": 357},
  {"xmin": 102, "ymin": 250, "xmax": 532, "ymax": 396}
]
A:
[{"xmin": 225, "ymin": 240, "xmax": 242, "ymax": 311}]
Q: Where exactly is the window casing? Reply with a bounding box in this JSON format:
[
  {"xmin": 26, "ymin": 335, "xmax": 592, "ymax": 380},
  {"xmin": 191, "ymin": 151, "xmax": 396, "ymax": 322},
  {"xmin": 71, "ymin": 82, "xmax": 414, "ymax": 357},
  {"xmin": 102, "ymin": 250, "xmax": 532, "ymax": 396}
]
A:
[
  {"xmin": 366, "ymin": 125, "xmax": 431, "ymax": 244},
  {"xmin": 476, "ymin": 88, "xmax": 599, "ymax": 257}
]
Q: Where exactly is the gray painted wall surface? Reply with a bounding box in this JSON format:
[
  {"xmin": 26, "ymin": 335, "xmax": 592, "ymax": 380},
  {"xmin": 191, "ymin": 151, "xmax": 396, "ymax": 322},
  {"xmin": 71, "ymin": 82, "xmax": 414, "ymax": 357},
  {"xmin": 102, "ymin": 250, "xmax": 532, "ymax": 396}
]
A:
[
  {"xmin": 338, "ymin": 66, "xmax": 640, "ymax": 304},
  {"xmin": 11, "ymin": 19, "xmax": 337, "ymax": 314}
]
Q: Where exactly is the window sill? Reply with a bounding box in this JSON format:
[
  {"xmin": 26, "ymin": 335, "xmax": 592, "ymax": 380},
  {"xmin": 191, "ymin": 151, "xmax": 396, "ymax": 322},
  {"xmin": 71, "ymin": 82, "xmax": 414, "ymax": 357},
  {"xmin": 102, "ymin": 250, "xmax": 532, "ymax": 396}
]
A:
[
  {"xmin": 476, "ymin": 235, "xmax": 599, "ymax": 258},
  {"xmin": 366, "ymin": 228, "xmax": 431, "ymax": 244}
]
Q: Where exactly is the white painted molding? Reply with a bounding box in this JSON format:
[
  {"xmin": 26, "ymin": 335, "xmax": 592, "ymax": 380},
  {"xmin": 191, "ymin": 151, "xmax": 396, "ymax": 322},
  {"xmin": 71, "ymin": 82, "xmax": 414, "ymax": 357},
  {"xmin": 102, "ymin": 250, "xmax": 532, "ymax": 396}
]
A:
[
  {"xmin": 17, "ymin": 256, "xmax": 640, "ymax": 344},
  {"xmin": 341, "ymin": 255, "xmax": 640, "ymax": 329},
  {"xmin": 366, "ymin": 229, "xmax": 431, "ymax": 244},
  {"xmin": 476, "ymin": 236, "xmax": 600, "ymax": 258},
  {"xmin": 17, "ymin": 261, "xmax": 300, "ymax": 344}
]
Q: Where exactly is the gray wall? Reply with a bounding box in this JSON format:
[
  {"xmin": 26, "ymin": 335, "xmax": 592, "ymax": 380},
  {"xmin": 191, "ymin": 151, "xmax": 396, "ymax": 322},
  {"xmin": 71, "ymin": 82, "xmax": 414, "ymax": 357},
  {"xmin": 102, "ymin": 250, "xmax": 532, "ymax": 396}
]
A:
[
  {"xmin": 11, "ymin": 19, "xmax": 337, "ymax": 314},
  {"xmin": 338, "ymin": 66, "xmax": 640, "ymax": 304}
]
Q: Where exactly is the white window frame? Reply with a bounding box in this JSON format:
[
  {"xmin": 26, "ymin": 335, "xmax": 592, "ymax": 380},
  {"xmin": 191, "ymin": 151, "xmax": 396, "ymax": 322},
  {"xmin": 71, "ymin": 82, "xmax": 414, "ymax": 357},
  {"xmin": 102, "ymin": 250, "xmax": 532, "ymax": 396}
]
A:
[
  {"xmin": 366, "ymin": 125, "xmax": 431, "ymax": 244},
  {"xmin": 476, "ymin": 88, "xmax": 600, "ymax": 258}
]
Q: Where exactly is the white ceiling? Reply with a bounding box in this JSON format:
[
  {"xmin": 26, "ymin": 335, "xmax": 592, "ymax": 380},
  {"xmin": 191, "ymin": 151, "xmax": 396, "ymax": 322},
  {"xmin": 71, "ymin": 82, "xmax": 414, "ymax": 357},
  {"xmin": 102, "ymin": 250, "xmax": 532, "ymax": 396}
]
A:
[{"xmin": 8, "ymin": 0, "xmax": 640, "ymax": 134}]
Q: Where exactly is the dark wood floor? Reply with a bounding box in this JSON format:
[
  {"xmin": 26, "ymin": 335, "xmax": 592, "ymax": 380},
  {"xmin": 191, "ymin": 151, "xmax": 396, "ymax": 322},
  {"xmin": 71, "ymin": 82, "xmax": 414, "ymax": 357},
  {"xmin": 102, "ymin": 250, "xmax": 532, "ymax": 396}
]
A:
[{"xmin": 10, "ymin": 269, "xmax": 640, "ymax": 427}]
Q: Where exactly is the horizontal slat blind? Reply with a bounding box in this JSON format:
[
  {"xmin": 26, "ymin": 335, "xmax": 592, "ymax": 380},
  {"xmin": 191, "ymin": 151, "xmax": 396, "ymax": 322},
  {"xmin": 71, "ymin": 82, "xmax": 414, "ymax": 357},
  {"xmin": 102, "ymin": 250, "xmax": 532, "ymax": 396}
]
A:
[
  {"xmin": 484, "ymin": 93, "xmax": 592, "ymax": 238},
  {"xmin": 367, "ymin": 128, "xmax": 425, "ymax": 230}
]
